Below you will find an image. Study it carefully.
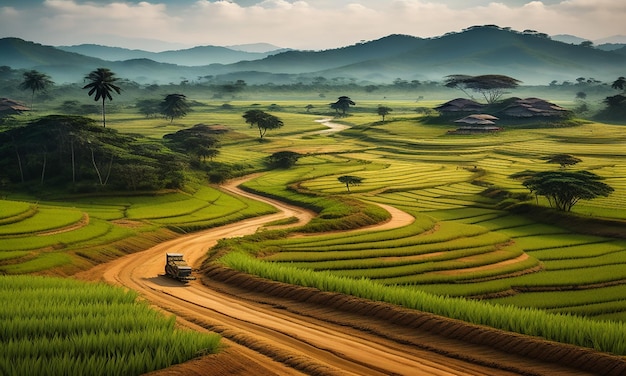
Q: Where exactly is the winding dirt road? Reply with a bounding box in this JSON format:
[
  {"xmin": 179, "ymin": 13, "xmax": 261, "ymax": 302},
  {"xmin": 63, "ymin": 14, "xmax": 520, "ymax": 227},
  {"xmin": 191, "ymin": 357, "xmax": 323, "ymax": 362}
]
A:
[{"xmin": 78, "ymin": 176, "xmax": 624, "ymax": 376}]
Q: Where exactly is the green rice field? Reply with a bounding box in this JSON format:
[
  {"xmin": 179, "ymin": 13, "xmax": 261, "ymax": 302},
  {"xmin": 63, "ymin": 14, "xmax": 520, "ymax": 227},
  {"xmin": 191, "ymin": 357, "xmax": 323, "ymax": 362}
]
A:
[{"xmin": 3, "ymin": 98, "xmax": 626, "ymax": 361}]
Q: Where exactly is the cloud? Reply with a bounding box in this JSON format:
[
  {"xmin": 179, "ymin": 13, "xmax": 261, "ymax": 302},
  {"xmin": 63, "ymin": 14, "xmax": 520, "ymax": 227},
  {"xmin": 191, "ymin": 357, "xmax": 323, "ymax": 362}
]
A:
[{"xmin": 0, "ymin": 0, "xmax": 622, "ymax": 50}]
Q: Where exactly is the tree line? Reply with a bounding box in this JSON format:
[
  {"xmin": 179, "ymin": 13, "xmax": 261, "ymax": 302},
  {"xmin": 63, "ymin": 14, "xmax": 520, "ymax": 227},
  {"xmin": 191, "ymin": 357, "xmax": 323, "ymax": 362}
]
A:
[{"xmin": 0, "ymin": 115, "xmax": 216, "ymax": 191}]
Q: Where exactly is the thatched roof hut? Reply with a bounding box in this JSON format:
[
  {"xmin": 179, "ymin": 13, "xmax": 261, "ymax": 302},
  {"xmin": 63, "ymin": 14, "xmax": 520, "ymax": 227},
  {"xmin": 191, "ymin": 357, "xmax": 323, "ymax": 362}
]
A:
[
  {"xmin": 0, "ymin": 98, "xmax": 29, "ymax": 115},
  {"xmin": 435, "ymin": 98, "xmax": 485, "ymax": 113},
  {"xmin": 454, "ymin": 114, "xmax": 499, "ymax": 125},
  {"xmin": 502, "ymin": 98, "xmax": 569, "ymax": 118}
]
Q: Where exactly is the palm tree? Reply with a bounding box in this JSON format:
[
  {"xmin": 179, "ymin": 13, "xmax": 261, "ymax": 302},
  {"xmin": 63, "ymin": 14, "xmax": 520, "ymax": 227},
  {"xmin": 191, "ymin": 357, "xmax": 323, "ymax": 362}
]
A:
[
  {"xmin": 19, "ymin": 70, "xmax": 54, "ymax": 112},
  {"xmin": 160, "ymin": 94, "xmax": 190, "ymax": 123},
  {"xmin": 83, "ymin": 68, "xmax": 122, "ymax": 127}
]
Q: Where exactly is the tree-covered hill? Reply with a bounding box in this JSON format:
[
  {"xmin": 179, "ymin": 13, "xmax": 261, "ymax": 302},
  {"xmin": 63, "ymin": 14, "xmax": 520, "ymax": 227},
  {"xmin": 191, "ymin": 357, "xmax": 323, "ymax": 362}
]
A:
[{"xmin": 0, "ymin": 115, "xmax": 187, "ymax": 192}]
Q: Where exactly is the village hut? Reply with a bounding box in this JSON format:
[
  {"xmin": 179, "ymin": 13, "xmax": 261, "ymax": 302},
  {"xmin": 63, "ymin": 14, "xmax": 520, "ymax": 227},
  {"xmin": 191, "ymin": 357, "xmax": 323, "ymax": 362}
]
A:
[
  {"xmin": 434, "ymin": 98, "xmax": 485, "ymax": 113},
  {"xmin": 501, "ymin": 98, "xmax": 569, "ymax": 118},
  {"xmin": 454, "ymin": 114, "xmax": 499, "ymax": 125},
  {"xmin": 0, "ymin": 98, "xmax": 30, "ymax": 116},
  {"xmin": 449, "ymin": 114, "xmax": 502, "ymax": 134}
]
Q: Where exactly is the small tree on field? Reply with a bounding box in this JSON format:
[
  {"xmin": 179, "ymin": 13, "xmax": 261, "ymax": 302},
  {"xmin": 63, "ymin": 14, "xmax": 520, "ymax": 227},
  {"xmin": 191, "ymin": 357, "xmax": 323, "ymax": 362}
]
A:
[
  {"xmin": 161, "ymin": 94, "xmax": 190, "ymax": 123},
  {"xmin": 243, "ymin": 109, "xmax": 283, "ymax": 140},
  {"xmin": 338, "ymin": 175, "xmax": 363, "ymax": 193},
  {"xmin": 377, "ymin": 105, "xmax": 393, "ymax": 122},
  {"xmin": 543, "ymin": 154, "xmax": 582, "ymax": 169},
  {"xmin": 515, "ymin": 170, "xmax": 613, "ymax": 212}
]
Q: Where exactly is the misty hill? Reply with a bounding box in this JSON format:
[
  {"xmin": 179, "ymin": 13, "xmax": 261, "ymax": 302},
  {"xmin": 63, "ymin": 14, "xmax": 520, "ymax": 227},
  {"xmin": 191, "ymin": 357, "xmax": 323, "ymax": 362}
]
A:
[
  {"xmin": 320, "ymin": 26, "xmax": 626, "ymax": 84},
  {"xmin": 57, "ymin": 43, "xmax": 288, "ymax": 66},
  {"xmin": 225, "ymin": 43, "xmax": 286, "ymax": 53},
  {"xmin": 202, "ymin": 27, "xmax": 626, "ymax": 85},
  {"xmin": 2, "ymin": 26, "xmax": 626, "ymax": 86}
]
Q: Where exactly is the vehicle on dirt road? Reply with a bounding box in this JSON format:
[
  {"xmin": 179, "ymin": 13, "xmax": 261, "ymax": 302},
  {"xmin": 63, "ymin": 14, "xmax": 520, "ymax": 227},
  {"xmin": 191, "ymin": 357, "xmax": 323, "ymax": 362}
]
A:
[{"xmin": 165, "ymin": 253, "xmax": 195, "ymax": 282}]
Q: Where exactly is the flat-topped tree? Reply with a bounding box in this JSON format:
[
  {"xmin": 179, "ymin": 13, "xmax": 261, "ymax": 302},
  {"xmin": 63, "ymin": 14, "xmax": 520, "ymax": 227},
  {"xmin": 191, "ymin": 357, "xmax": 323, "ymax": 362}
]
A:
[
  {"xmin": 543, "ymin": 154, "xmax": 582, "ymax": 169},
  {"xmin": 518, "ymin": 170, "xmax": 613, "ymax": 212},
  {"xmin": 338, "ymin": 175, "xmax": 363, "ymax": 193},
  {"xmin": 242, "ymin": 109, "xmax": 283, "ymax": 140},
  {"xmin": 444, "ymin": 74, "xmax": 521, "ymax": 103}
]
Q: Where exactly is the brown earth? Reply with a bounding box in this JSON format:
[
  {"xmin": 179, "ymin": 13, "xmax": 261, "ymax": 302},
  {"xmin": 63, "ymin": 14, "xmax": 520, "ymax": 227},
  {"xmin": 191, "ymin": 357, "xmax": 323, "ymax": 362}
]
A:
[{"xmin": 76, "ymin": 176, "xmax": 626, "ymax": 376}]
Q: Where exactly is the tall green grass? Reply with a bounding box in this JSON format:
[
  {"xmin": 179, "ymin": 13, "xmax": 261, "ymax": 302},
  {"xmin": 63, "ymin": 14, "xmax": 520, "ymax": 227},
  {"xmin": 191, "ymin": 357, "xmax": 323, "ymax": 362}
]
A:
[
  {"xmin": 0, "ymin": 275, "xmax": 221, "ymax": 376},
  {"xmin": 219, "ymin": 251, "xmax": 626, "ymax": 355}
]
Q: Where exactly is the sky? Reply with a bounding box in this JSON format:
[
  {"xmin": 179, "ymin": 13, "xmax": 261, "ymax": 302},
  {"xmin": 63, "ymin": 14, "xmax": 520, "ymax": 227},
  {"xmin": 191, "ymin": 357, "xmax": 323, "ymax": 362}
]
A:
[{"xmin": 0, "ymin": 0, "xmax": 624, "ymax": 51}]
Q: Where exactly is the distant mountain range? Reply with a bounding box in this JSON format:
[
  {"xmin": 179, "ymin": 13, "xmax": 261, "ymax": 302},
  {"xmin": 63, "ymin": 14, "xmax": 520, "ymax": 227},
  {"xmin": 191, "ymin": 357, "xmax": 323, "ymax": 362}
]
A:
[
  {"xmin": 56, "ymin": 43, "xmax": 289, "ymax": 66},
  {"xmin": 2, "ymin": 25, "xmax": 625, "ymax": 86}
]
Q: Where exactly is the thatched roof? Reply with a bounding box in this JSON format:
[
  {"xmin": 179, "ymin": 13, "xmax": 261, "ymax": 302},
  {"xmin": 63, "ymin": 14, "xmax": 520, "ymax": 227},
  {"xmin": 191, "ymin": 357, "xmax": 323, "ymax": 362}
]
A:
[
  {"xmin": 0, "ymin": 98, "xmax": 29, "ymax": 114},
  {"xmin": 502, "ymin": 98, "xmax": 568, "ymax": 118},
  {"xmin": 435, "ymin": 98, "xmax": 485, "ymax": 113},
  {"xmin": 454, "ymin": 114, "xmax": 499, "ymax": 125}
]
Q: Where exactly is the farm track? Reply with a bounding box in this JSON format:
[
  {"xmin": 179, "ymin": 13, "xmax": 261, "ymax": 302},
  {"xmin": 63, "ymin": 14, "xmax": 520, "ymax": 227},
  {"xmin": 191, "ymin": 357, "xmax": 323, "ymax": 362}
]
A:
[{"xmin": 77, "ymin": 174, "xmax": 626, "ymax": 376}]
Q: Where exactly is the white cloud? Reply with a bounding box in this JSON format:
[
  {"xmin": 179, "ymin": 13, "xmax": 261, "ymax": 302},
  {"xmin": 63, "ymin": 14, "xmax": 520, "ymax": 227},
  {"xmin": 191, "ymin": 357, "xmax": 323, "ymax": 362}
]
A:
[{"xmin": 0, "ymin": 0, "xmax": 622, "ymax": 49}]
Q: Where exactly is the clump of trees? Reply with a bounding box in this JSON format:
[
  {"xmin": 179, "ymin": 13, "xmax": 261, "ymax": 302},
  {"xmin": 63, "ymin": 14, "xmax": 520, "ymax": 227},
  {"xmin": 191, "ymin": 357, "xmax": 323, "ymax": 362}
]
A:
[
  {"xmin": 163, "ymin": 124, "xmax": 220, "ymax": 163},
  {"xmin": 266, "ymin": 151, "xmax": 302, "ymax": 169},
  {"xmin": 330, "ymin": 96, "xmax": 355, "ymax": 116},
  {"xmin": 0, "ymin": 115, "xmax": 186, "ymax": 191},
  {"xmin": 595, "ymin": 76, "xmax": 626, "ymax": 121}
]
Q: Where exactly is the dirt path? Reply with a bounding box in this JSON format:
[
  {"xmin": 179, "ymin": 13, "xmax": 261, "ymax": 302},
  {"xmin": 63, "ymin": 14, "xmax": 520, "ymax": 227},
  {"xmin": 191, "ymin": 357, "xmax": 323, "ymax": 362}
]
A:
[{"xmin": 77, "ymin": 177, "xmax": 624, "ymax": 376}]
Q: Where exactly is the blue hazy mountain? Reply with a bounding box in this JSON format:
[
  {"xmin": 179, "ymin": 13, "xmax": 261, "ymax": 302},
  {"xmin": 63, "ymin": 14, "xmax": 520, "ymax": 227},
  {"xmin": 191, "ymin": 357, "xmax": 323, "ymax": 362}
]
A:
[{"xmin": 2, "ymin": 26, "xmax": 625, "ymax": 85}]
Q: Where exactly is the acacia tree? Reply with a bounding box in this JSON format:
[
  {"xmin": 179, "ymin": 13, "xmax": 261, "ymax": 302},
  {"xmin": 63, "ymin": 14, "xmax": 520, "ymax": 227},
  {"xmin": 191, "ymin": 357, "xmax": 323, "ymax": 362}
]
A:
[
  {"xmin": 19, "ymin": 70, "xmax": 54, "ymax": 111},
  {"xmin": 517, "ymin": 170, "xmax": 613, "ymax": 212},
  {"xmin": 83, "ymin": 68, "xmax": 122, "ymax": 127},
  {"xmin": 330, "ymin": 96, "xmax": 355, "ymax": 116},
  {"xmin": 377, "ymin": 105, "xmax": 393, "ymax": 122},
  {"xmin": 444, "ymin": 74, "xmax": 521, "ymax": 103},
  {"xmin": 338, "ymin": 175, "xmax": 363, "ymax": 193},
  {"xmin": 161, "ymin": 94, "xmax": 190, "ymax": 123},
  {"xmin": 543, "ymin": 154, "xmax": 582, "ymax": 169},
  {"xmin": 243, "ymin": 109, "xmax": 283, "ymax": 140}
]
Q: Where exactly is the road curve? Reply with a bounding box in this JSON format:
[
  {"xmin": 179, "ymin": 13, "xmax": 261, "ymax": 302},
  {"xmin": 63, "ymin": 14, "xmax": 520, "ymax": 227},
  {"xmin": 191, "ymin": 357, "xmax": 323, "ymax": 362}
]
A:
[{"xmin": 82, "ymin": 176, "xmax": 604, "ymax": 376}]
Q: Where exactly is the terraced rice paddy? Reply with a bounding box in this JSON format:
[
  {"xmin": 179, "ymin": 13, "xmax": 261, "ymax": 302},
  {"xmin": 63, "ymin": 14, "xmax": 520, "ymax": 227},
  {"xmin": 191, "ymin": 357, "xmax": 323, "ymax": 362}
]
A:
[
  {"xmin": 3, "ymin": 101, "xmax": 626, "ymax": 360},
  {"xmin": 216, "ymin": 114, "xmax": 626, "ymax": 331},
  {"xmin": 0, "ymin": 185, "xmax": 275, "ymax": 274}
]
